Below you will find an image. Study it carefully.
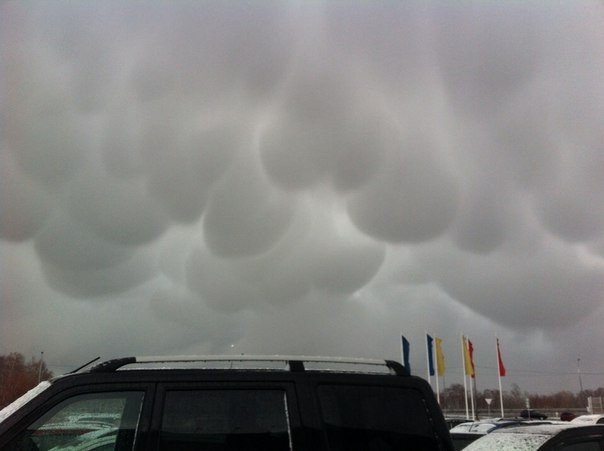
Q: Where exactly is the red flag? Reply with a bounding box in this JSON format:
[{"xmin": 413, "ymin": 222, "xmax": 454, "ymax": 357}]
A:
[
  {"xmin": 468, "ymin": 339, "xmax": 475, "ymax": 378},
  {"xmin": 497, "ymin": 338, "xmax": 506, "ymax": 377}
]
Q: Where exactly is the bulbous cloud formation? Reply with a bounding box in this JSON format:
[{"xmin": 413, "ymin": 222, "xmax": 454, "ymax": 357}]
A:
[{"xmin": 1, "ymin": 0, "xmax": 604, "ymax": 368}]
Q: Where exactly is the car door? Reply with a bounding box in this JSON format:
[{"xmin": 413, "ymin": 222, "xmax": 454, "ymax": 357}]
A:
[{"xmin": 0, "ymin": 384, "xmax": 152, "ymax": 451}]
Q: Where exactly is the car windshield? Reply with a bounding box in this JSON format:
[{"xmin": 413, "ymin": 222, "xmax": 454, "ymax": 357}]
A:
[
  {"xmin": 463, "ymin": 432, "xmax": 551, "ymax": 451},
  {"xmin": 572, "ymin": 416, "xmax": 604, "ymax": 424},
  {"xmin": 0, "ymin": 381, "xmax": 52, "ymax": 424}
]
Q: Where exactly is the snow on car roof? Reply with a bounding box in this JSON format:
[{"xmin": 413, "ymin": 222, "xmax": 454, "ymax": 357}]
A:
[
  {"xmin": 465, "ymin": 424, "xmax": 604, "ymax": 451},
  {"xmin": 490, "ymin": 423, "xmax": 596, "ymax": 435},
  {"xmin": 463, "ymin": 431, "xmax": 551, "ymax": 450}
]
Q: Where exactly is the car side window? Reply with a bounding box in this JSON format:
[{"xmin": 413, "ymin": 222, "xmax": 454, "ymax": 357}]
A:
[
  {"xmin": 159, "ymin": 389, "xmax": 291, "ymax": 451},
  {"xmin": 317, "ymin": 385, "xmax": 440, "ymax": 451},
  {"xmin": 556, "ymin": 440, "xmax": 603, "ymax": 451},
  {"xmin": 3, "ymin": 391, "xmax": 144, "ymax": 451}
]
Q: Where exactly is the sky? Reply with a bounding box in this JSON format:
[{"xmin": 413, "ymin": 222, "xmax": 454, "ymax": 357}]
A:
[{"xmin": 1, "ymin": 0, "xmax": 604, "ymax": 397}]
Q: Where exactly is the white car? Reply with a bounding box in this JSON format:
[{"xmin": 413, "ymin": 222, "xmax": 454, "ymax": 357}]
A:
[
  {"xmin": 570, "ymin": 414, "xmax": 604, "ymax": 425},
  {"xmin": 464, "ymin": 424, "xmax": 604, "ymax": 451}
]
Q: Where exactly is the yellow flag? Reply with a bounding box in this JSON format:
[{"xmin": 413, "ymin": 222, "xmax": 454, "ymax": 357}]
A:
[{"xmin": 435, "ymin": 337, "xmax": 446, "ymax": 376}]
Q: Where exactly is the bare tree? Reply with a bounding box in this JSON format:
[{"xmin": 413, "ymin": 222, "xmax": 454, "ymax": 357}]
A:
[{"xmin": 0, "ymin": 352, "xmax": 53, "ymax": 409}]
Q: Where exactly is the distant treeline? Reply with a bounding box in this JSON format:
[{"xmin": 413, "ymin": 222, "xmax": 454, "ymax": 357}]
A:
[
  {"xmin": 440, "ymin": 382, "xmax": 604, "ymax": 412},
  {"xmin": 0, "ymin": 352, "xmax": 53, "ymax": 409}
]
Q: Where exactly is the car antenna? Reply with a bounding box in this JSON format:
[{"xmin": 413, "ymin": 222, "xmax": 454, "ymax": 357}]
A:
[{"xmin": 68, "ymin": 356, "xmax": 101, "ymax": 374}]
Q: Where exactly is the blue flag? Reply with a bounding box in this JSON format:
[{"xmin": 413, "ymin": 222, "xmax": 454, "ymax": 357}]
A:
[
  {"xmin": 401, "ymin": 336, "xmax": 411, "ymax": 372},
  {"xmin": 426, "ymin": 334, "xmax": 435, "ymax": 376}
]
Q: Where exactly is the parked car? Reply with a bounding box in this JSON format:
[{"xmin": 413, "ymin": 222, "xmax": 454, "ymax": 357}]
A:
[
  {"xmin": 559, "ymin": 411, "xmax": 576, "ymax": 421},
  {"xmin": 449, "ymin": 421, "xmax": 473, "ymax": 433},
  {"xmin": 0, "ymin": 355, "xmax": 455, "ymax": 451},
  {"xmin": 449, "ymin": 417, "xmax": 560, "ymax": 434},
  {"xmin": 446, "ymin": 416, "xmax": 471, "ymax": 430},
  {"xmin": 449, "ymin": 417, "xmax": 562, "ymax": 450},
  {"xmin": 520, "ymin": 409, "xmax": 549, "ymax": 420},
  {"xmin": 571, "ymin": 414, "xmax": 604, "ymax": 425},
  {"xmin": 450, "ymin": 431, "xmax": 484, "ymax": 450},
  {"xmin": 464, "ymin": 423, "xmax": 604, "ymax": 450}
]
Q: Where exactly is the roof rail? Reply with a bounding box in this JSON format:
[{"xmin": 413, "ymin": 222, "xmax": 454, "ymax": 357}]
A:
[
  {"xmin": 90, "ymin": 357, "xmax": 136, "ymax": 372},
  {"xmin": 89, "ymin": 355, "xmax": 409, "ymax": 376}
]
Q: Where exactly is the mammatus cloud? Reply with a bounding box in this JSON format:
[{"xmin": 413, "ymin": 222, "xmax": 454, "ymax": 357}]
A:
[{"xmin": 1, "ymin": 1, "xmax": 604, "ymax": 392}]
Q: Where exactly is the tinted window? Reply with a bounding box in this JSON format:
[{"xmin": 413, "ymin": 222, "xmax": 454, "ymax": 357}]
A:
[
  {"xmin": 317, "ymin": 385, "xmax": 440, "ymax": 451},
  {"xmin": 160, "ymin": 389, "xmax": 291, "ymax": 451},
  {"xmin": 557, "ymin": 440, "xmax": 603, "ymax": 451},
  {"xmin": 3, "ymin": 391, "xmax": 144, "ymax": 451},
  {"xmin": 450, "ymin": 434, "xmax": 482, "ymax": 451}
]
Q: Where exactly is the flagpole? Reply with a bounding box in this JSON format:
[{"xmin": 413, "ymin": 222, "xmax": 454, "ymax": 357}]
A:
[
  {"xmin": 470, "ymin": 342, "xmax": 476, "ymax": 420},
  {"xmin": 425, "ymin": 332, "xmax": 432, "ymax": 387},
  {"xmin": 498, "ymin": 364, "xmax": 504, "ymax": 417},
  {"xmin": 496, "ymin": 338, "xmax": 505, "ymax": 417},
  {"xmin": 464, "ymin": 335, "xmax": 476, "ymax": 420},
  {"xmin": 469, "ymin": 372, "xmax": 475, "ymax": 419},
  {"xmin": 461, "ymin": 335, "xmax": 469, "ymax": 419},
  {"xmin": 435, "ymin": 357, "xmax": 440, "ymax": 405},
  {"xmin": 435, "ymin": 336, "xmax": 441, "ymax": 405}
]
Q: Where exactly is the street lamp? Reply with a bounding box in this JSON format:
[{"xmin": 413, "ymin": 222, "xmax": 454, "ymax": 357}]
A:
[
  {"xmin": 577, "ymin": 358, "xmax": 585, "ymax": 408},
  {"xmin": 38, "ymin": 352, "xmax": 44, "ymax": 383}
]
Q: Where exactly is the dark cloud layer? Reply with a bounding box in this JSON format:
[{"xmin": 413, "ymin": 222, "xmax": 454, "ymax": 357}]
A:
[{"xmin": 1, "ymin": 0, "xmax": 603, "ymax": 393}]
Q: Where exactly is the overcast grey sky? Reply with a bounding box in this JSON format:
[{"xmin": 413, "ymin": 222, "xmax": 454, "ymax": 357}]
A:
[{"xmin": 1, "ymin": 0, "xmax": 604, "ymax": 395}]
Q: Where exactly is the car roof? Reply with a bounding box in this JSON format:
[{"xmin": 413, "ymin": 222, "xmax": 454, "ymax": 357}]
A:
[
  {"xmin": 30, "ymin": 355, "xmax": 436, "ymax": 397},
  {"xmin": 63, "ymin": 355, "xmax": 410, "ymax": 376},
  {"xmin": 571, "ymin": 414, "xmax": 604, "ymax": 424},
  {"xmin": 449, "ymin": 417, "xmax": 561, "ymax": 433}
]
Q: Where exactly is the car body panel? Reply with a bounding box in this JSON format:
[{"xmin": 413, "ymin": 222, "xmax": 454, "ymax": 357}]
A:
[{"xmin": 571, "ymin": 415, "xmax": 604, "ymax": 425}]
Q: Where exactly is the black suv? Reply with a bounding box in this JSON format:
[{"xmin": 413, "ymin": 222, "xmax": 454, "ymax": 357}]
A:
[{"xmin": 0, "ymin": 355, "xmax": 454, "ymax": 451}]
